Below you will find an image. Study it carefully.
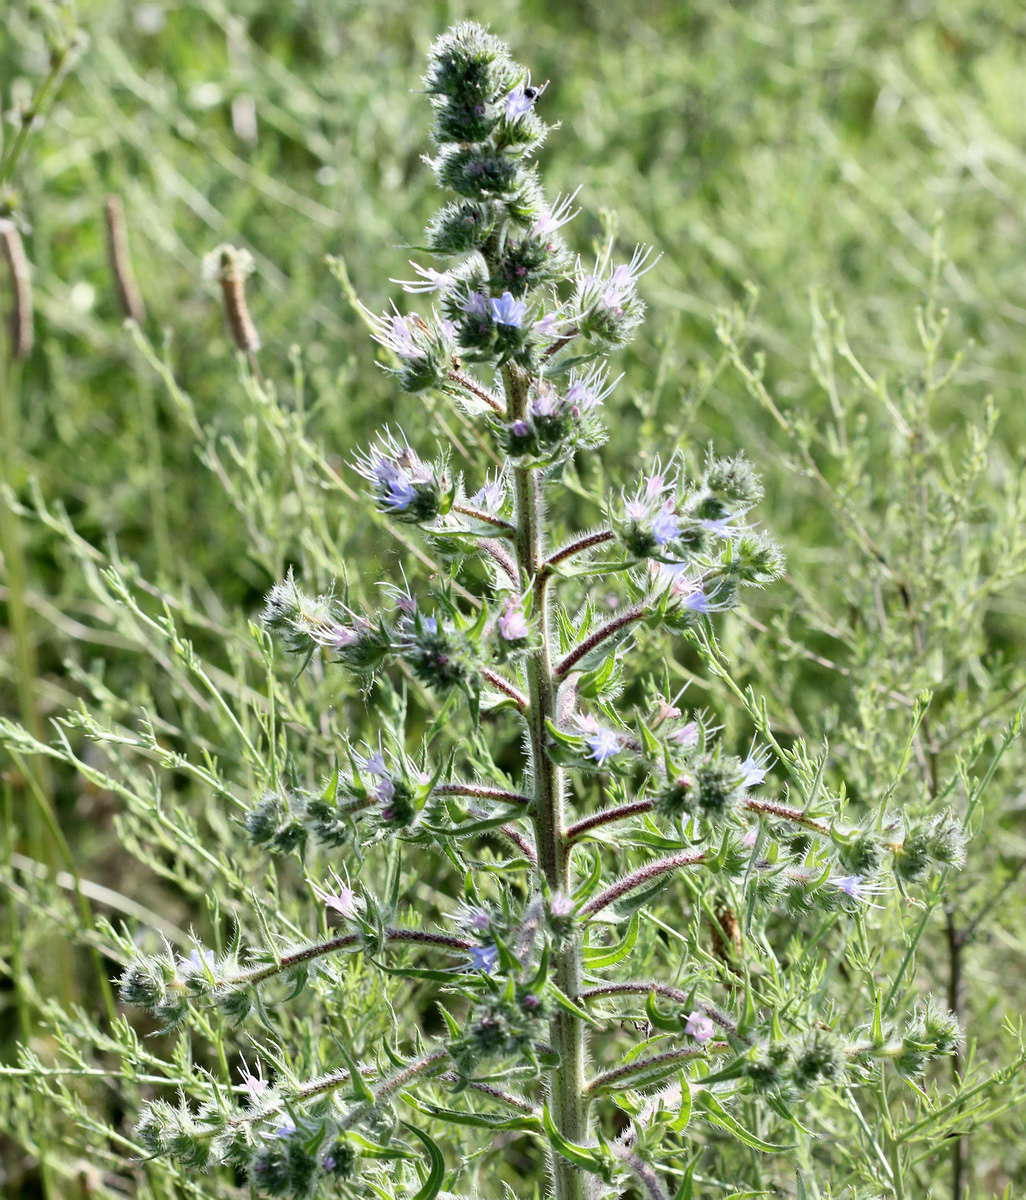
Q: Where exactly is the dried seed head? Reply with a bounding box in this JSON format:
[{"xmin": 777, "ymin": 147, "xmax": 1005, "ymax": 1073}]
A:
[
  {"xmin": 203, "ymin": 242, "xmax": 260, "ymax": 353},
  {"xmin": 103, "ymin": 194, "xmax": 145, "ymax": 324},
  {"xmin": 0, "ymin": 219, "xmax": 33, "ymax": 360}
]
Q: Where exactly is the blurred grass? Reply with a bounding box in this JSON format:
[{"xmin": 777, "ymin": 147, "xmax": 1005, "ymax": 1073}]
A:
[{"xmin": 2, "ymin": 0, "xmax": 1026, "ymax": 1196}]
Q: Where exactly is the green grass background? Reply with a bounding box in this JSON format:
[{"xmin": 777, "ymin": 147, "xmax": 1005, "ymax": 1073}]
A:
[{"xmin": 2, "ymin": 1, "xmax": 1026, "ymax": 1197}]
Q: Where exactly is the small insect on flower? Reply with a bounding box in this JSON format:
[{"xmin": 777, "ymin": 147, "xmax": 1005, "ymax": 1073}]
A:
[{"xmin": 505, "ymin": 74, "xmax": 546, "ymax": 120}]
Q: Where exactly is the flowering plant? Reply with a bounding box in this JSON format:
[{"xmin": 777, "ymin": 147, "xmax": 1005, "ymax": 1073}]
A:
[{"xmin": 116, "ymin": 24, "xmax": 964, "ymax": 1200}]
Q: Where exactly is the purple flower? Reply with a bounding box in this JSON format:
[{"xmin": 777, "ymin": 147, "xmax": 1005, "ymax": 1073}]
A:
[
  {"xmin": 354, "ymin": 433, "xmax": 433, "ymax": 515},
  {"xmin": 372, "ymin": 776, "xmax": 395, "ymax": 804},
  {"xmin": 469, "ymin": 478, "xmax": 505, "ymax": 512},
  {"xmin": 321, "ymin": 624, "xmax": 360, "ymax": 649},
  {"xmin": 362, "ymin": 752, "xmax": 388, "ymax": 777},
  {"xmin": 489, "ymin": 291, "xmax": 527, "ymax": 327},
  {"xmin": 701, "ymin": 516, "xmax": 734, "ymax": 534},
  {"xmin": 274, "ymin": 1120, "xmax": 297, "ymax": 1139},
  {"xmin": 835, "ymin": 875, "xmax": 864, "ymax": 900},
  {"xmin": 511, "ymin": 419, "xmax": 531, "ymax": 438},
  {"xmin": 498, "ymin": 601, "xmax": 530, "ymax": 641},
  {"xmin": 423, "ymin": 616, "xmax": 438, "ymax": 634},
  {"xmin": 832, "ymin": 875, "xmax": 888, "ymax": 906},
  {"xmin": 383, "ymin": 475, "xmax": 418, "ymax": 512},
  {"xmin": 684, "ymin": 1010, "xmax": 715, "ymax": 1043},
  {"xmin": 238, "ymin": 1056, "xmax": 268, "ymax": 1103},
  {"xmin": 565, "ymin": 367, "xmax": 620, "ymax": 413},
  {"xmin": 530, "ymin": 388, "xmax": 559, "ymax": 417},
  {"xmin": 187, "ymin": 947, "xmax": 215, "ymax": 971},
  {"xmin": 651, "ymin": 508, "xmax": 681, "ymax": 546},
  {"xmin": 468, "ymin": 944, "xmax": 499, "ymax": 973},
  {"xmin": 368, "ymin": 308, "xmax": 428, "ymax": 359},
  {"xmin": 533, "ymin": 312, "xmax": 562, "ymax": 339},
  {"xmin": 684, "ymin": 587, "xmax": 712, "ymax": 612},
  {"xmin": 391, "ymin": 262, "xmax": 453, "ymax": 293},
  {"xmin": 459, "ymin": 290, "xmax": 489, "ymax": 317},
  {"xmin": 673, "ymin": 721, "xmax": 699, "ymax": 747},
  {"xmin": 309, "ymin": 867, "xmax": 360, "ymax": 918},
  {"xmin": 533, "ymin": 188, "xmax": 581, "ymax": 236},
  {"xmin": 468, "ymin": 907, "xmax": 491, "ymax": 932},
  {"xmin": 598, "ymin": 245, "xmax": 658, "ymax": 310}
]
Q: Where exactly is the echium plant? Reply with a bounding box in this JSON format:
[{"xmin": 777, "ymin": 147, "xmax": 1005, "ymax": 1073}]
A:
[{"xmin": 118, "ymin": 25, "xmax": 965, "ymax": 1200}]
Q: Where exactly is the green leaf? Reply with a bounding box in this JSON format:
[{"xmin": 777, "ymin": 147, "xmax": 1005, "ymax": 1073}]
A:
[
  {"xmin": 403, "ymin": 1094, "xmax": 541, "ymax": 1133},
  {"xmin": 541, "ymin": 1104, "xmax": 612, "ymax": 1180},
  {"xmin": 694, "ymin": 1090, "xmax": 792, "ymax": 1153},
  {"xmin": 671, "ymin": 1153, "xmax": 700, "ymax": 1200},
  {"xmin": 583, "ymin": 911, "xmax": 639, "ymax": 968},
  {"xmin": 645, "ymin": 991, "xmax": 683, "ymax": 1034},
  {"xmin": 401, "ymin": 1123, "xmax": 445, "ymax": 1200},
  {"xmin": 547, "ymin": 981, "xmax": 604, "ymax": 1027},
  {"xmin": 669, "ymin": 1070, "xmax": 692, "ymax": 1133}
]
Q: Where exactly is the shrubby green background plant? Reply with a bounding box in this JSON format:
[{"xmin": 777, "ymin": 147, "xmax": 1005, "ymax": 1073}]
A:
[{"xmin": 1, "ymin": 2, "xmax": 1025, "ymax": 1198}]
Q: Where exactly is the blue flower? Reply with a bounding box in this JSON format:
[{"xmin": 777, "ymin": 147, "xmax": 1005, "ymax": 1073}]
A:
[
  {"xmin": 383, "ymin": 475, "xmax": 418, "ymax": 512},
  {"xmin": 489, "ymin": 291, "xmax": 527, "ymax": 327},
  {"xmin": 585, "ymin": 727, "xmax": 620, "ymax": 765},
  {"xmin": 459, "ymin": 290, "xmax": 489, "ymax": 317},
  {"xmin": 651, "ymin": 508, "xmax": 681, "ymax": 546},
  {"xmin": 468, "ymin": 944, "xmax": 499, "ymax": 973},
  {"xmin": 740, "ymin": 744, "xmax": 771, "ymax": 788}
]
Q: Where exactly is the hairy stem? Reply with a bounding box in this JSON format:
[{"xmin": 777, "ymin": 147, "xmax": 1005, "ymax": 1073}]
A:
[
  {"xmin": 230, "ymin": 927, "xmax": 471, "ymax": 987},
  {"xmin": 543, "ymin": 529, "xmax": 614, "ymax": 575},
  {"xmin": 565, "ymin": 799, "xmax": 654, "ymax": 843},
  {"xmin": 555, "ymin": 604, "xmax": 646, "ymax": 680},
  {"xmin": 581, "ymin": 850, "xmax": 706, "ymax": 918},
  {"xmin": 505, "ymin": 363, "xmax": 589, "ymax": 1200}
]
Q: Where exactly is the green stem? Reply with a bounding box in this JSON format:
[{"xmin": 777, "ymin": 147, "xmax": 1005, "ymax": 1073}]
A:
[{"xmin": 504, "ymin": 364, "xmax": 589, "ymax": 1200}]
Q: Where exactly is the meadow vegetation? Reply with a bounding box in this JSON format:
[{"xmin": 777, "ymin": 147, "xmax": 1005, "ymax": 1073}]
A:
[{"xmin": 2, "ymin": 3, "xmax": 1025, "ymax": 1198}]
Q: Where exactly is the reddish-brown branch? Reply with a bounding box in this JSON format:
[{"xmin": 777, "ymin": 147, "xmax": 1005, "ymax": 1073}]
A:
[
  {"xmin": 555, "ymin": 605, "xmax": 646, "ymax": 680},
  {"xmin": 565, "ymin": 800, "xmax": 654, "ymax": 843},
  {"xmin": 581, "ymin": 850, "xmax": 706, "ymax": 917}
]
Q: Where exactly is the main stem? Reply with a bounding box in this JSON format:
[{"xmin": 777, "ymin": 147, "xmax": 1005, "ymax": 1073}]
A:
[{"xmin": 504, "ymin": 366, "xmax": 589, "ymax": 1200}]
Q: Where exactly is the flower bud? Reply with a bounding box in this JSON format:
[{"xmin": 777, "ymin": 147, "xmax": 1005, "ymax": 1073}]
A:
[
  {"xmin": 248, "ymin": 1121, "xmax": 318, "ymax": 1198},
  {"xmin": 435, "ymin": 145, "xmax": 521, "ymax": 199},
  {"xmin": 744, "ymin": 1042, "xmax": 793, "ymax": 1096},
  {"xmin": 426, "ymin": 200, "xmax": 494, "ymax": 254},
  {"xmin": 244, "ymin": 789, "xmax": 307, "ymax": 855},
  {"xmin": 790, "ymin": 1030, "xmax": 846, "ymax": 1092},
  {"xmin": 398, "ymin": 611, "xmax": 481, "ymax": 699},
  {"xmin": 354, "ymin": 434, "xmax": 453, "ymax": 525},
  {"xmin": 424, "ymin": 23, "xmax": 514, "ymax": 108}
]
